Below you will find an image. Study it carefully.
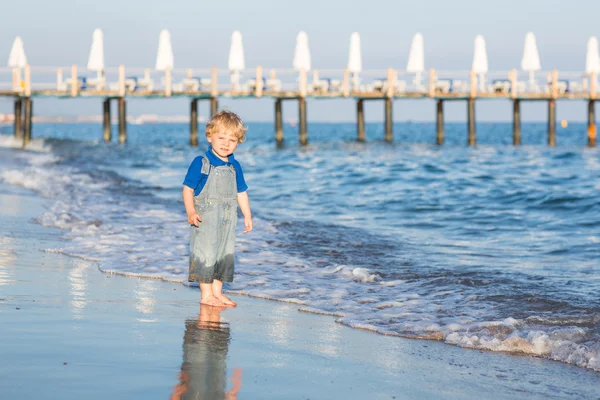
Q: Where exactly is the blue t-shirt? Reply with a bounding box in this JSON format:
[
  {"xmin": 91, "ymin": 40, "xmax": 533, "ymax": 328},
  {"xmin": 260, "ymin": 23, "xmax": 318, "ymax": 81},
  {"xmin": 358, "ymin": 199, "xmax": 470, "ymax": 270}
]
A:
[{"xmin": 183, "ymin": 146, "xmax": 248, "ymax": 196}]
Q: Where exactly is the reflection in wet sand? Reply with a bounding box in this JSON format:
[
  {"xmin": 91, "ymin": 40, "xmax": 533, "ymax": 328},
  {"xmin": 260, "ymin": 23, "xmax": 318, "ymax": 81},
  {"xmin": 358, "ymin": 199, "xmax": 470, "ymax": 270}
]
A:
[
  {"xmin": 0, "ymin": 237, "xmax": 16, "ymax": 286},
  {"xmin": 68, "ymin": 261, "xmax": 88, "ymax": 320},
  {"xmin": 171, "ymin": 305, "xmax": 242, "ymax": 400}
]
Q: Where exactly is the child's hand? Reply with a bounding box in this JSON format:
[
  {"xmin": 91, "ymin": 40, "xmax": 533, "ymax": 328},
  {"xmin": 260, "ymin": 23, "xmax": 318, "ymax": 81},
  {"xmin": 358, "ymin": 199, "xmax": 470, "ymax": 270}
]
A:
[
  {"xmin": 188, "ymin": 213, "xmax": 202, "ymax": 227},
  {"xmin": 242, "ymin": 216, "xmax": 253, "ymax": 234}
]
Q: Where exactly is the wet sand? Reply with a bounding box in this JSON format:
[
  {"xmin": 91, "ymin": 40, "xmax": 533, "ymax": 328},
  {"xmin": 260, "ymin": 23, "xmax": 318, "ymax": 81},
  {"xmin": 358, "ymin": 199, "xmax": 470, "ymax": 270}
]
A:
[{"xmin": 0, "ymin": 184, "xmax": 598, "ymax": 399}]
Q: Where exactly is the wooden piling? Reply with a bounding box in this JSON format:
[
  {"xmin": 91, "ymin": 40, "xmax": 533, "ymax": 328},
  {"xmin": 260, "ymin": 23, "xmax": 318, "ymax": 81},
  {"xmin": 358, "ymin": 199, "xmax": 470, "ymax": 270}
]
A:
[
  {"xmin": 103, "ymin": 99, "xmax": 111, "ymax": 142},
  {"xmin": 275, "ymin": 99, "xmax": 283, "ymax": 145},
  {"xmin": 23, "ymin": 98, "xmax": 32, "ymax": 146},
  {"xmin": 467, "ymin": 98, "xmax": 476, "ymax": 146},
  {"xmin": 190, "ymin": 99, "xmax": 198, "ymax": 147},
  {"xmin": 513, "ymin": 99, "xmax": 521, "ymax": 146},
  {"xmin": 436, "ymin": 99, "xmax": 444, "ymax": 145},
  {"xmin": 298, "ymin": 97, "xmax": 308, "ymax": 145},
  {"xmin": 357, "ymin": 99, "xmax": 365, "ymax": 142},
  {"xmin": 13, "ymin": 98, "xmax": 22, "ymax": 139},
  {"xmin": 384, "ymin": 98, "xmax": 393, "ymax": 142},
  {"xmin": 548, "ymin": 99, "xmax": 556, "ymax": 147},
  {"xmin": 210, "ymin": 97, "xmax": 218, "ymax": 117},
  {"xmin": 118, "ymin": 97, "xmax": 127, "ymax": 144},
  {"xmin": 588, "ymin": 100, "xmax": 596, "ymax": 147}
]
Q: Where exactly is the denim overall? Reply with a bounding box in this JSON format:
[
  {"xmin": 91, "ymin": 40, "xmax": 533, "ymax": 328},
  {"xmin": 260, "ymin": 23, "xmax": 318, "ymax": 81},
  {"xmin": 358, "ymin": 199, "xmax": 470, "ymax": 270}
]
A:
[{"xmin": 189, "ymin": 156, "xmax": 237, "ymax": 284}]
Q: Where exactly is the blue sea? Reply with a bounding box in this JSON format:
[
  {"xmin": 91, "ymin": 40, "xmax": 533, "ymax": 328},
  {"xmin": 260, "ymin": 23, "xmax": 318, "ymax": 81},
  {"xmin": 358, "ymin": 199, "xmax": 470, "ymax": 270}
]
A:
[{"xmin": 1, "ymin": 120, "xmax": 599, "ymax": 372}]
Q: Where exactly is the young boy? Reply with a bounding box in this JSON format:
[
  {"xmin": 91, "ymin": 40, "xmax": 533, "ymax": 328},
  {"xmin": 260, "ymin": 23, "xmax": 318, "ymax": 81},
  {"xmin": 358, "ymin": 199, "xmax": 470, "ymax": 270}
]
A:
[{"xmin": 182, "ymin": 110, "xmax": 252, "ymax": 307}]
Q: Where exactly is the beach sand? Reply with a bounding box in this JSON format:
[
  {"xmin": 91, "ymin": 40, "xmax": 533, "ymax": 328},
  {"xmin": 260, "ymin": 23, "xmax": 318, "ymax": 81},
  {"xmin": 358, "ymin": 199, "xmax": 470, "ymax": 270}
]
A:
[{"xmin": 1, "ymin": 184, "xmax": 598, "ymax": 399}]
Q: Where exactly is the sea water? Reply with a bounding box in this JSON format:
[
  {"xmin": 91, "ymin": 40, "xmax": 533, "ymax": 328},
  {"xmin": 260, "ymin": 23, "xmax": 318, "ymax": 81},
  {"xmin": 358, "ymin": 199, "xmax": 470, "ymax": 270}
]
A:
[{"xmin": 0, "ymin": 121, "xmax": 598, "ymax": 372}]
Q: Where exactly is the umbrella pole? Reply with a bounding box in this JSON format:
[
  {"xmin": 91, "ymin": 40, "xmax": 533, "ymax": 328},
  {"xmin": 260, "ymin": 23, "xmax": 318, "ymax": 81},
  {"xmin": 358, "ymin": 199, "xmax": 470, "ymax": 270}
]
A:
[{"xmin": 529, "ymin": 71, "xmax": 535, "ymax": 91}]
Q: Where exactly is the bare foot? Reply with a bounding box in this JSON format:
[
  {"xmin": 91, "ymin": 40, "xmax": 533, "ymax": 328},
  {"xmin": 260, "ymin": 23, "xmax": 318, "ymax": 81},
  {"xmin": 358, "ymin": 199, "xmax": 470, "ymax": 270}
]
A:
[
  {"xmin": 215, "ymin": 294, "xmax": 237, "ymax": 307},
  {"xmin": 200, "ymin": 295, "xmax": 225, "ymax": 307}
]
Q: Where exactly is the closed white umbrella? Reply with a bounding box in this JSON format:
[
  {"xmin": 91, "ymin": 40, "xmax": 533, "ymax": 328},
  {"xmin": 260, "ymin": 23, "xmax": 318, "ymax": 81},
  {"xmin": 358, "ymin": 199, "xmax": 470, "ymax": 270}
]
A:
[
  {"xmin": 521, "ymin": 32, "xmax": 541, "ymax": 89},
  {"xmin": 347, "ymin": 32, "xmax": 362, "ymax": 90},
  {"xmin": 228, "ymin": 30, "xmax": 245, "ymax": 89},
  {"xmin": 155, "ymin": 29, "xmax": 174, "ymax": 71},
  {"xmin": 293, "ymin": 31, "xmax": 311, "ymax": 71},
  {"xmin": 585, "ymin": 36, "xmax": 600, "ymax": 73},
  {"xmin": 87, "ymin": 29, "xmax": 105, "ymax": 73},
  {"xmin": 406, "ymin": 33, "xmax": 424, "ymax": 85},
  {"xmin": 472, "ymin": 35, "xmax": 488, "ymax": 91},
  {"xmin": 8, "ymin": 36, "xmax": 27, "ymax": 68}
]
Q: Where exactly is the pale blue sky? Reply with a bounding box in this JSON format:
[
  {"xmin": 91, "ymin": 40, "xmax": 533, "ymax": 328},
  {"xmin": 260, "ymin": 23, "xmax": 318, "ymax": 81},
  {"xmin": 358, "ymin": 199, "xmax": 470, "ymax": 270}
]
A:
[{"xmin": 1, "ymin": 0, "xmax": 599, "ymax": 121}]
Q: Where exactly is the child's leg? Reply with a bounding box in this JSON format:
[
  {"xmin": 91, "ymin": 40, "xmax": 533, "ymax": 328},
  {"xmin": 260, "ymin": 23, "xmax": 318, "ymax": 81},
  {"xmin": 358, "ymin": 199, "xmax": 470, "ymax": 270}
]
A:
[
  {"xmin": 200, "ymin": 282, "xmax": 224, "ymax": 307},
  {"xmin": 211, "ymin": 280, "xmax": 237, "ymax": 306}
]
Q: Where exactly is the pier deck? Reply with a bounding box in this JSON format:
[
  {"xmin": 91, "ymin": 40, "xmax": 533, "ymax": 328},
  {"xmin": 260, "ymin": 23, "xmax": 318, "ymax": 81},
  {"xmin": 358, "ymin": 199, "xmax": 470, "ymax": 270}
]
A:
[{"xmin": 2, "ymin": 65, "xmax": 598, "ymax": 147}]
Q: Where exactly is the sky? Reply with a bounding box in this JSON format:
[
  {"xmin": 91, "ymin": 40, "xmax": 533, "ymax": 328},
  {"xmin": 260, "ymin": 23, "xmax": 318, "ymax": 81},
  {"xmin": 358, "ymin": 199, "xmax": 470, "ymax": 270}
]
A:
[{"xmin": 1, "ymin": 0, "xmax": 599, "ymax": 122}]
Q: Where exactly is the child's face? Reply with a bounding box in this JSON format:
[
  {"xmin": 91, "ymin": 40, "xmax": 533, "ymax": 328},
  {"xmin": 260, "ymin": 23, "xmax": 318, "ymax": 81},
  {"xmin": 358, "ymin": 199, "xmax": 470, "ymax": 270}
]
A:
[{"xmin": 207, "ymin": 131, "xmax": 239, "ymax": 159}]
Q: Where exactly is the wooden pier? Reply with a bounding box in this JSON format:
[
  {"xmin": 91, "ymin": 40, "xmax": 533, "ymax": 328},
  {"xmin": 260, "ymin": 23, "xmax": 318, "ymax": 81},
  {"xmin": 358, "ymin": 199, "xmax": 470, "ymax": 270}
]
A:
[{"xmin": 2, "ymin": 65, "xmax": 598, "ymax": 147}]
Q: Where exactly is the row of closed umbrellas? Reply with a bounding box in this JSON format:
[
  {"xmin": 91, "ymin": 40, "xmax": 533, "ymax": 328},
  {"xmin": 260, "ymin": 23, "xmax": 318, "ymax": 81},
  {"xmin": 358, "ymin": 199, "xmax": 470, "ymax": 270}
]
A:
[{"xmin": 6, "ymin": 30, "xmax": 600, "ymax": 77}]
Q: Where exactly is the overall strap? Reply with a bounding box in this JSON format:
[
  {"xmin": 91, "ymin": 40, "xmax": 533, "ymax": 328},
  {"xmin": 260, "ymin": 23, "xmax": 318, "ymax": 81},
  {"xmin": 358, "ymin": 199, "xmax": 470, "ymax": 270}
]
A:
[{"xmin": 201, "ymin": 156, "xmax": 212, "ymax": 176}]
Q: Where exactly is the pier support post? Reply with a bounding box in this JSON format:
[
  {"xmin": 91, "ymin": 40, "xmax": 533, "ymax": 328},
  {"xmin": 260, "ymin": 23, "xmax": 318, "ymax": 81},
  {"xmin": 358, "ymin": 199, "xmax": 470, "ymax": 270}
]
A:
[
  {"xmin": 118, "ymin": 97, "xmax": 127, "ymax": 144},
  {"xmin": 103, "ymin": 99, "xmax": 112, "ymax": 142},
  {"xmin": 436, "ymin": 100, "xmax": 444, "ymax": 145},
  {"xmin": 467, "ymin": 98, "xmax": 476, "ymax": 146},
  {"xmin": 513, "ymin": 99, "xmax": 521, "ymax": 146},
  {"xmin": 23, "ymin": 98, "xmax": 32, "ymax": 146},
  {"xmin": 588, "ymin": 100, "xmax": 596, "ymax": 147},
  {"xmin": 384, "ymin": 98, "xmax": 393, "ymax": 142},
  {"xmin": 357, "ymin": 99, "xmax": 365, "ymax": 142},
  {"xmin": 548, "ymin": 99, "xmax": 556, "ymax": 147},
  {"xmin": 210, "ymin": 97, "xmax": 218, "ymax": 117},
  {"xmin": 13, "ymin": 98, "xmax": 23, "ymax": 139},
  {"xmin": 190, "ymin": 99, "xmax": 198, "ymax": 147},
  {"xmin": 275, "ymin": 99, "xmax": 284, "ymax": 146},
  {"xmin": 298, "ymin": 97, "xmax": 308, "ymax": 145}
]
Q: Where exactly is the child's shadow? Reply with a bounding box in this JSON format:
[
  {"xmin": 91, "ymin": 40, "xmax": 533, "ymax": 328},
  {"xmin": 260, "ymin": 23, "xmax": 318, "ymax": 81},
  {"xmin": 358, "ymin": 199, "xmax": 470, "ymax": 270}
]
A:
[{"xmin": 170, "ymin": 305, "xmax": 242, "ymax": 400}]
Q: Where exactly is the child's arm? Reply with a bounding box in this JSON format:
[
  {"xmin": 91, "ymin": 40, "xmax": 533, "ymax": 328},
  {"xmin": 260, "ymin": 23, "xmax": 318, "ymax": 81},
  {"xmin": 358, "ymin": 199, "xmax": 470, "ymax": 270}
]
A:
[
  {"xmin": 182, "ymin": 186, "xmax": 202, "ymax": 226},
  {"xmin": 237, "ymin": 191, "xmax": 252, "ymax": 233}
]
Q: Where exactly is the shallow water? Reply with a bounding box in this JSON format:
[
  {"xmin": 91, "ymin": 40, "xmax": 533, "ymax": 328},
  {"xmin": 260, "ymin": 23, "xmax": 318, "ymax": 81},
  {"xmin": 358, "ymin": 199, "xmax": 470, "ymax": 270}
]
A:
[{"xmin": 1, "ymin": 121, "xmax": 599, "ymax": 372}]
